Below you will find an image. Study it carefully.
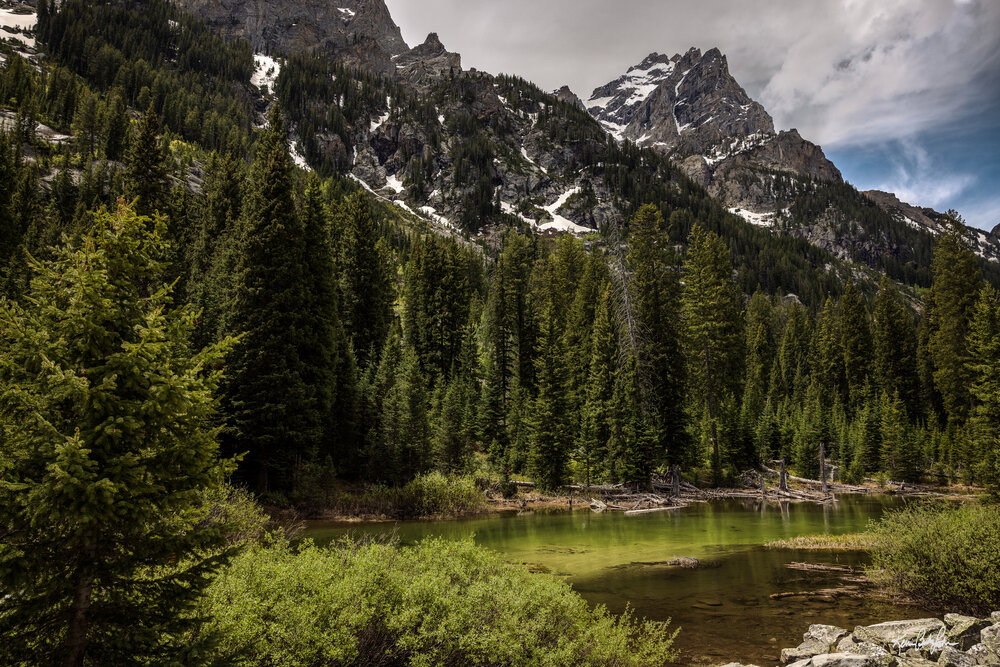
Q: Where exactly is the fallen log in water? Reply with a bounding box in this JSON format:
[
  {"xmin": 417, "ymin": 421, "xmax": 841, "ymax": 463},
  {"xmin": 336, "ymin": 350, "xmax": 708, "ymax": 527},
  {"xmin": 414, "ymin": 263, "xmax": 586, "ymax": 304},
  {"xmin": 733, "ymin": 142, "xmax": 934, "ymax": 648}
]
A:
[
  {"xmin": 786, "ymin": 562, "xmax": 859, "ymax": 574},
  {"xmin": 624, "ymin": 505, "xmax": 686, "ymax": 516}
]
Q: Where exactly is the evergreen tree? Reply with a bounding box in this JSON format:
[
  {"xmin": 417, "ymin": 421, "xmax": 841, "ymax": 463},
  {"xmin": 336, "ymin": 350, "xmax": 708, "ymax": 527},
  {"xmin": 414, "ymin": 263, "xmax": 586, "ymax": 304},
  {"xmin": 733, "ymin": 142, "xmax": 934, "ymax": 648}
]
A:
[
  {"xmin": 839, "ymin": 278, "xmax": 871, "ymax": 413},
  {"xmin": 579, "ymin": 284, "xmax": 617, "ymax": 485},
  {"xmin": 333, "ymin": 191, "xmax": 393, "ymax": 367},
  {"xmin": 72, "ymin": 88, "xmax": 99, "ymax": 158},
  {"xmin": 100, "ymin": 90, "xmax": 129, "ymax": 161},
  {"xmin": 740, "ymin": 291, "xmax": 773, "ymax": 466},
  {"xmin": 187, "ymin": 151, "xmax": 244, "ymax": 348},
  {"xmin": 872, "ymin": 276, "xmax": 919, "ymax": 416},
  {"xmin": 794, "ymin": 380, "xmax": 827, "ymax": 479},
  {"xmin": 608, "ymin": 352, "xmax": 657, "ymax": 487},
  {"xmin": 299, "ymin": 173, "xmax": 345, "ymax": 469},
  {"xmin": 813, "ymin": 297, "xmax": 845, "ymax": 405},
  {"xmin": 0, "ymin": 202, "xmax": 233, "ymax": 665},
  {"xmin": 881, "ymin": 390, "xmax": 919, "ymax": 482},
  {"xmin": 403, "ymin": 233, "xmax": 478, "ymax": 378},
  {"xmin": 529, "ymin": 301, "xmax": 572, "ymax": 490},
  {"xmin": 123, "ymin": 106, "xmax": 169, "ymax": 217},
  {"xmin": 220, "ymin": 106, "xmax": 313, "ymax": 493},
  {"xmin": 769, "ymin": 301, "xmax": 812, "ymax": 404},
  {"xmin": 627, "ymin": 204, "xmax": 686, "ymax": 463},
  {"xmin": 434, "ymin": 372, "xmax": 473, "ymax": 473},
  {"xmin": 849, "ymin": 396, "xmax": 882, "ymax": 479},
  {"xmin": 926, "ymin": 215, "xmax": 982, "ymax": 426},
  {"xmin": 480, "ymin": 230, "xmax": 536, "ymax": 472},
  {"xmin": 366, "ymin": 332, "xmax": 432, "ymax": 483},
  {"xmin": 681, "ymin": 224, "xmax": 742, "ymax": 483},
  {"xmin": 968, "ymin": 283, "xmax": 1000, "ymax": 490}
]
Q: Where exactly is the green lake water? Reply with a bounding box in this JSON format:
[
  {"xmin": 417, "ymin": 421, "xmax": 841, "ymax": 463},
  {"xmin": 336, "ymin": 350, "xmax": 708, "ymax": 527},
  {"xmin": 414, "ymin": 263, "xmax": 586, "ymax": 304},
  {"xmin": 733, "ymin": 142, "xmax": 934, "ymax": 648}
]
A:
[{"xmin": 302, "ymin": 495, "xmax": 932, "ymax": 665}]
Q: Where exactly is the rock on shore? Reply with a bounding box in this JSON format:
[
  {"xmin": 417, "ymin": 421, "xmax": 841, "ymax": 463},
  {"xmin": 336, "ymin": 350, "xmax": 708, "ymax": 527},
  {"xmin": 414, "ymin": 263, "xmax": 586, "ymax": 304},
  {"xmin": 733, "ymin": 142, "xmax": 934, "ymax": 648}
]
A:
[{"xmin": 721, "ymin": 612, "xmax": 1000, "ymax": 666}]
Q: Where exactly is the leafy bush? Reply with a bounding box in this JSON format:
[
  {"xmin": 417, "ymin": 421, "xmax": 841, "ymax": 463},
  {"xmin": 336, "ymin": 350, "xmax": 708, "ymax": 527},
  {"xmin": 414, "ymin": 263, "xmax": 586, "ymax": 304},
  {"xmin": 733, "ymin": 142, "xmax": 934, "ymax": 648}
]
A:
[
  {"xmin": 334, "ymin": 472, "xmax": 486, "ymax": 518},
  {"xmin": 199, "ymin": 482, "xmax": 271, "ymax": 548},
  {"xmin": 868, "ymin": 503, "xmax": 1000, "ymax": 615},
  {"xmin": 201, "ymin": 537, "xmax": 678, "ymax": 666}
]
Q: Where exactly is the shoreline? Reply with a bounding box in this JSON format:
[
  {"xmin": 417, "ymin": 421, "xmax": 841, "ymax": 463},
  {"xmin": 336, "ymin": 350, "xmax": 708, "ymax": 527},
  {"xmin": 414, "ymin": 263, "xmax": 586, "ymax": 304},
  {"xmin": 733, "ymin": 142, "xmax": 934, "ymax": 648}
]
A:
[{"xmin": 269, "ymin": 482, "xmax": 981, "ymax": 525}]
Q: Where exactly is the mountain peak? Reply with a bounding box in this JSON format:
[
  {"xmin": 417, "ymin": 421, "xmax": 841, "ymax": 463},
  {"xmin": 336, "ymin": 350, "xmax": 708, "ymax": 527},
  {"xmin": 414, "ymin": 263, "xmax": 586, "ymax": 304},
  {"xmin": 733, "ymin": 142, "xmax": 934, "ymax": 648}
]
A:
[
  {"xmin": 393, "ymin": 31, "xmax": 461, "ymax": 91},
  {"xmin": 587, "ymin": 45, "xmax": 773, "ymax": 151},
  {"xmin": 413, "ymin": 32, "xmax": 446, "ymax": 56},
  {"xmin": 630, "ymin": 52, "xmax": 675, "ymax": 73},
  {"xmin": 553, "ymin": 85, "xmax": 585, "ymax": 110}
]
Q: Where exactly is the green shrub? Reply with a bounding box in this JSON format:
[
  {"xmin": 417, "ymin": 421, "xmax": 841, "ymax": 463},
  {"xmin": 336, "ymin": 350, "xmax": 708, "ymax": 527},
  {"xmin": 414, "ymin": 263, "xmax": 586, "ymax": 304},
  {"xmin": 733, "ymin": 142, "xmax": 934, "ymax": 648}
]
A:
[
  {"xmin": 868, "ymin": 503, "xmax": 1000, "ymax": 615},
  {"xmin": 339, "ymin": 472, "xmax": 486, "ymax": 518},
  {"xmin": 199, "ymin": 482, "xmax": 271, "ymax": 548},
  {"xmin": 201, "ymin": 537, "xmax": 677, "ymax": 666}
]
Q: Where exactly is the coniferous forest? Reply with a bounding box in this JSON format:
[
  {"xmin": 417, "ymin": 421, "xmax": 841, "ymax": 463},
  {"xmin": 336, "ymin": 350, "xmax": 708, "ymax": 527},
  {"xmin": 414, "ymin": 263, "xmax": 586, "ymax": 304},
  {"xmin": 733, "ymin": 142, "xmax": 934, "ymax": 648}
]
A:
[
  {"xmin": 2, "ymin": 0, "xmax": 1000, "ymax": 664},
  {"xmin": 3, "ymin": 0, "xmax": 997, "ymax": 502}
]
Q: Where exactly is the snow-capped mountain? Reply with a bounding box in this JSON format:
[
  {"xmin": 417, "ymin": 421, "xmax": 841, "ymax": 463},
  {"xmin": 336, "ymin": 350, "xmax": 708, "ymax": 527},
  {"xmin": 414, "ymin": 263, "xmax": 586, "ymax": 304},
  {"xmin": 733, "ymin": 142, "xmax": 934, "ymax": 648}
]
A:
[
  {"xmin": 587, "ymin": 48, "xmax": 773, "ymax": 156},
  {"xmin": 169, "ymin": 0, "xmax": 999, "ymax": 271},
  {"xmin": 586, "ymin": 47, "xmax": 840, "ymax": 185}
]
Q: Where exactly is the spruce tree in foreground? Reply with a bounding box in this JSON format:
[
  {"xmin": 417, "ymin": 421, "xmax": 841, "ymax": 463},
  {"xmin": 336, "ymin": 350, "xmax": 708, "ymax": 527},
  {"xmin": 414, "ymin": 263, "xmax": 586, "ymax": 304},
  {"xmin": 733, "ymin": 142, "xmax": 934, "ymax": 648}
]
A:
[{"xmin": 0, "ymin": 202, "xmax": 233, "ymax": 665}]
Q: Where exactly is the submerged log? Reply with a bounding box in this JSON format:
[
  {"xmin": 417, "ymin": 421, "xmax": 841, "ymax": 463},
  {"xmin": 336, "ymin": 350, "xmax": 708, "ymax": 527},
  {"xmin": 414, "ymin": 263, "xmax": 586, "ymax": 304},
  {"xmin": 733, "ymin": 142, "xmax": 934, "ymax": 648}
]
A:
[{"xmin": 624, "ymin": 506, "xmax": 686, "ymax": 516}]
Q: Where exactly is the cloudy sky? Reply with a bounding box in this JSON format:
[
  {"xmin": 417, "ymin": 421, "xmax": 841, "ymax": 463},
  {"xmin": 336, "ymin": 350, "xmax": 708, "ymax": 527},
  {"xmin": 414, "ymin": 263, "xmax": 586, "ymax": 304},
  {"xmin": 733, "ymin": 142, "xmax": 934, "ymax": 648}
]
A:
[{"xmin": 384, "ymin": 0, "xmax": 1000, "ymax": 231}]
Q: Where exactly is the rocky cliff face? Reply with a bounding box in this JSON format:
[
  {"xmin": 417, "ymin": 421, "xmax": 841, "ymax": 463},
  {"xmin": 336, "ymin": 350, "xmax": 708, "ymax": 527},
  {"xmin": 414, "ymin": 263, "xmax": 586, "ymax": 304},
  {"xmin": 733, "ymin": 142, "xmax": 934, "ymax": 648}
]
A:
[
  {"xmin": 864, "ymin": 190, "xmax": 1000, "ymax": 262},
  {"xmin": 583, "ymin": 45, "xmax": 1000, "ymax": 269},
  {"xmin": 169, "ymin": 0, "xmax": 408, "ymax": 75},
  {"xmin": 393, "ymin": 33, "xmax": 462, "ymax": 92},
  {"xmin": 587, "ymin": 48, "xmax": 773, "ymax": 155},
  {"xmin": 553, "ymin": 86, "xmax": 585, "ymax": 110},
  {"xmin": 587, "ymin": 47, "xmax": 841, "ymax": 216}
]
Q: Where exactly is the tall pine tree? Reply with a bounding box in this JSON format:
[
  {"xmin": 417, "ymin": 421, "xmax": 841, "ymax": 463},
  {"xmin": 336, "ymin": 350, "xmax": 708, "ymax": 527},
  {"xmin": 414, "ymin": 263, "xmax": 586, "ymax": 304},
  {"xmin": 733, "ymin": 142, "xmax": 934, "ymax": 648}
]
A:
[{"xmin": 0, "ymin": 202, "xmax": 234, "ymax": 665}]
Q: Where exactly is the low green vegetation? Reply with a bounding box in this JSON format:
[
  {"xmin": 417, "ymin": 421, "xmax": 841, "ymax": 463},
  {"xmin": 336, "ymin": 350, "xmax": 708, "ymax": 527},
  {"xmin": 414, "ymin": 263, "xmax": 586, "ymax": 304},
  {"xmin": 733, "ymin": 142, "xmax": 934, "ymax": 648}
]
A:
[
  {"xmin": 200, "ymin": 536, "xmax": 678, "ymax": 667},
  {"xmin": 764, "ymin": 532, "xmax": 880, "ymax": 550},
  {"xmin": 868, "ymin": 503, "xmax": 1000, "ymax": 616},
  {"xmin": 332, "ymin": 471, "xmax": 487, "ymax": 518}
]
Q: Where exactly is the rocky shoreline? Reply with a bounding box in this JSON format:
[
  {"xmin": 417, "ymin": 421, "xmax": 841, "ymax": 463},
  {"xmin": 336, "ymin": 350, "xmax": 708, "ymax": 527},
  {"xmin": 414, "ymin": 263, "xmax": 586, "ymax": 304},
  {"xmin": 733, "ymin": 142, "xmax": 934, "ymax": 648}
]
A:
[{"xmin": 722, "ymin": 613, "xmax": 1000, "ymax": 666}]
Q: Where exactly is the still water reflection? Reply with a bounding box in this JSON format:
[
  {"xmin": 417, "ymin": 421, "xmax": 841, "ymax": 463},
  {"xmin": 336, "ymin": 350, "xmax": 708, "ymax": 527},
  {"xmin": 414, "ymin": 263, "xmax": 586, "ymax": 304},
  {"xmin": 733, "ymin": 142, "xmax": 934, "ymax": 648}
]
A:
[{"xmin": 302, "ymin": 495, "xmax": 931, "ymax": 664}]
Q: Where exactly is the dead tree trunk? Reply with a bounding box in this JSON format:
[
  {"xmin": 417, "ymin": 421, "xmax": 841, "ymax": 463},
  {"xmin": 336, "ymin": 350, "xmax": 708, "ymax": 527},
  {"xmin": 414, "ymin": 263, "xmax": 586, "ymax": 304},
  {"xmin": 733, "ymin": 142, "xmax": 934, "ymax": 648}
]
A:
[
  {"xmin": 779, "ymin": 458, "xmax": 789, "ymax": 492},
  {"xmin": 760, "ymin": 472, "xmax": 766, "ymax": 499},
  {"xmin": 819, "ymin": 443, "xmax": 828, "ymax": 495},
  {"xmin": 671, "ymin": 464, "xmax": 681, "ymax": 497}
]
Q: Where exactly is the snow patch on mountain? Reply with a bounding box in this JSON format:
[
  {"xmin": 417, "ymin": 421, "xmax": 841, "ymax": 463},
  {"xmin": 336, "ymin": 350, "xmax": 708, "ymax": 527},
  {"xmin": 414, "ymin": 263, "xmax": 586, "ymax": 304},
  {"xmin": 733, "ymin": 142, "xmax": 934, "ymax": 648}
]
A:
[
  {"xmin": 729, "ymin": 207, "xmax": 781, "ymax": 229},
  {"xmin": 252, "ymin": 54, "xmax": 280, "ymax": 94},
  {"xmin": 539, "ymin": 187, "xmax": 589, "ymax": 234},
  {"xmin": 384, "ymin": 173, "xmax": 405, "ymax": 194},
  {"xmin": 370, "ymin": 97, "xmax": 391, "ymax": 132},
  {"xmin": 0, "ymin": 7, "xmax": 36, "ymax": 49},
  {"xmin": 290, "ymin": 141, "xmax": 310, "ymax": 170}
]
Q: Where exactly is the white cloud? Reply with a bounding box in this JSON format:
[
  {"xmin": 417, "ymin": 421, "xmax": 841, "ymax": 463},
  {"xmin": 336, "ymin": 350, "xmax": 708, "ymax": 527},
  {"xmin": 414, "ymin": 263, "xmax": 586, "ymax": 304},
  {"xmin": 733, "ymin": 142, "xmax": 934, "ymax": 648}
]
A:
[
  {"xmin": 385, "ymin": 0, "xmax": 1000, "ymax": 149},
  {"xmin": 874, "ymin": 140, "xmax": 976, "ymax": 209},
  {"xmin": 755, "ymin": 0, "xmax": 1000, "ymax": 147}
]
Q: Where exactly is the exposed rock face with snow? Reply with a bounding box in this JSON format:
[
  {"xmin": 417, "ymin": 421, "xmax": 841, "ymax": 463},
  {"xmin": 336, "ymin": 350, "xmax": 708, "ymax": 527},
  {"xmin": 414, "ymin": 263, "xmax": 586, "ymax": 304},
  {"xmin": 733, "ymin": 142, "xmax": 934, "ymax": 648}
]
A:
[
  {"xmin": 587, "ymin": 48, "xmax": 773, "ymax": 154},
  {"xmin": 393, "ymin": 33, "xmax": 462, "ymax": 92},
  {"xmin": 864, "ymin": 190, "xmax": 1000, "ymax": 262},
  {"xmin": 587, "ymin": 47, "xmax": 841, "ymax": 217},
  {"xmin": 168, "ymin": 0, "xmax": 408, "ymax": 76}
]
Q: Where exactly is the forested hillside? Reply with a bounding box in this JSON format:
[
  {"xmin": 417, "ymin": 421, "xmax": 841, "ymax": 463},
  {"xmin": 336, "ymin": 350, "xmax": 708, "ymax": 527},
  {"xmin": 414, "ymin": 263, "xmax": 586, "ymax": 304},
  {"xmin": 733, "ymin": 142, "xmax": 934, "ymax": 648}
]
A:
[{"xmin": 1, "ymin": 0, "xmax": 998, "ymax": 505}]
